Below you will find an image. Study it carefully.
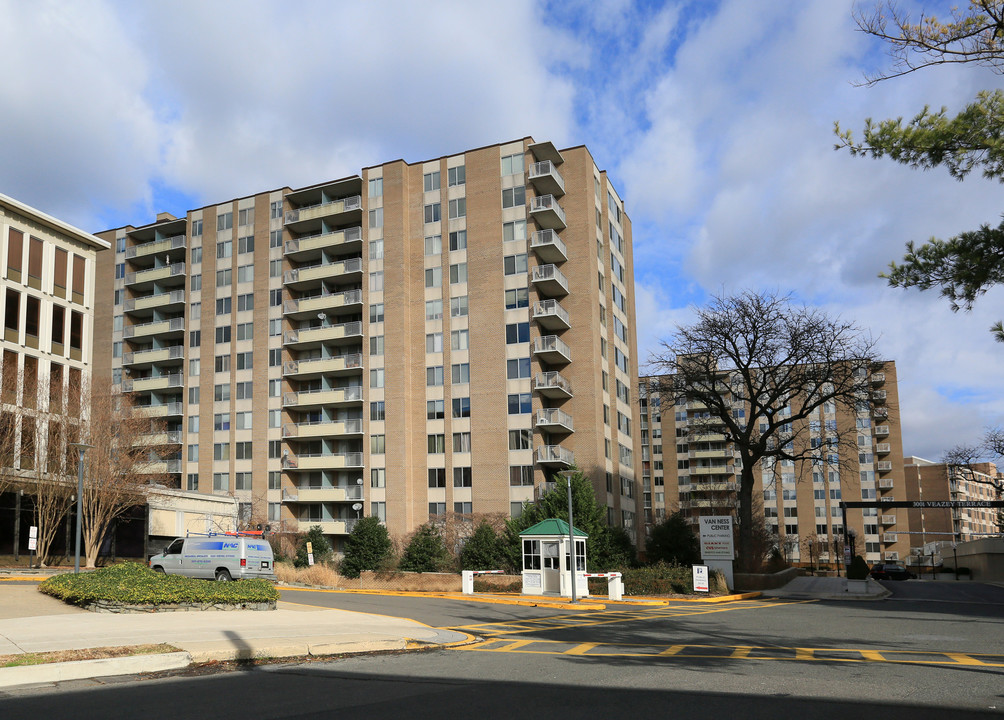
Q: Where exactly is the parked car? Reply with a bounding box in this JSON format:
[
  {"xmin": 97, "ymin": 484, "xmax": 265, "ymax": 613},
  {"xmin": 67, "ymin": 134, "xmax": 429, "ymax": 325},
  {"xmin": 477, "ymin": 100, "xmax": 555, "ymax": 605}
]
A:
[
  {"xmin": 149, "ymin": 532, "xmax": 276, "ymax": 581},
  {"xmin": 870, "ymin": 563, "xmax": 916, "ymax": 581}
]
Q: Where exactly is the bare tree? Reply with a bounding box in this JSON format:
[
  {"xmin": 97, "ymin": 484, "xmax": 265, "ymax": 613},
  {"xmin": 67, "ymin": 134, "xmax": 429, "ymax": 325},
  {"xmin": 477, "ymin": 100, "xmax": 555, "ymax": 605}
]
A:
[
  {"xmin": 78, "ymin": 376, "xmax": 170, "ymax": 568},
  {"xmin": 649, "ymin": 290, "xmax": 878, "ymax": 572}
]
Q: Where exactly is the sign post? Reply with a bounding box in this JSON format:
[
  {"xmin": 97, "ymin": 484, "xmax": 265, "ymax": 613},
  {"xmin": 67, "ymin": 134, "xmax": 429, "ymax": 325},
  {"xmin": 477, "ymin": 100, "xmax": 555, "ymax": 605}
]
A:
[
  {"xmin": 698, "ymin": 516, "xmax": 735, "ymax": 590},
  {"xmin": 306, "ymin": 541, "xmax": 314, "ymax": 566},
  {"xmin": 28, "ymin": 526, "xmax": 37, "ymax": 569}
]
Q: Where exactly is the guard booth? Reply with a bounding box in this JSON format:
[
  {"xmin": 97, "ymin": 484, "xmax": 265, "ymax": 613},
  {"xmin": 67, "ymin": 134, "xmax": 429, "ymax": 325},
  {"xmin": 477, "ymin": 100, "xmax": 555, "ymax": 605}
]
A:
[{"xmin": 519, "ymin": 519, "xmax": 588, "ymax": 598}]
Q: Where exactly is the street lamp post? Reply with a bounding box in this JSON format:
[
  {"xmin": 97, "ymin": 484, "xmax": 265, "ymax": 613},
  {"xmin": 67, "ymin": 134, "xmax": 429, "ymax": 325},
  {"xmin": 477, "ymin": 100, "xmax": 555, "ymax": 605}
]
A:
[{"xmin": 68, "ymin": 442, "xmax": 94, "ymax": 574}]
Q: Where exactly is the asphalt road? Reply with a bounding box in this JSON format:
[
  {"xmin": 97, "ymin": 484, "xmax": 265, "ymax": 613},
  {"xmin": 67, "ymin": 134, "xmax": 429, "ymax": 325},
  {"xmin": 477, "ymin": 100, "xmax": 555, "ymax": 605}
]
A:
[{"xmin": 2, "ymin": 583, "xmax": 1002, "ymax": 718}]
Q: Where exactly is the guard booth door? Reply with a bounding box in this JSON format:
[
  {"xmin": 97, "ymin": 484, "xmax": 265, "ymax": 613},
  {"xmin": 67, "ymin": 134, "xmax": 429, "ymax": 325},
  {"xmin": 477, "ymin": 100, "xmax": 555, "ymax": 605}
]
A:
[{"xmin": 541, "ymin": 541, "xmax": 561, "ymax": 593}]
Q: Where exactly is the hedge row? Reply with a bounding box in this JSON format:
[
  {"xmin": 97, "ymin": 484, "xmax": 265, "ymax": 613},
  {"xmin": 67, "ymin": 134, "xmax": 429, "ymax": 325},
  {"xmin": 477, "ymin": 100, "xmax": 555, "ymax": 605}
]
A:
[{"xmin": 39, "ymin": 563, "xmax": 279, "ymax": 606}]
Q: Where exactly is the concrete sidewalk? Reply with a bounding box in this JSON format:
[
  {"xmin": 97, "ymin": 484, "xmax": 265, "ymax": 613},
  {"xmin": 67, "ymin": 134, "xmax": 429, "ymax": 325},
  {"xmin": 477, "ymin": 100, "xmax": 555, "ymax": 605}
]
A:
[
  {"xmin": 760, "ymin": 575, "xmax": 890, "ymax": 601},
  {"xmin": 0, "ymin": 584, "xmax": 468, "ymax": 690}
]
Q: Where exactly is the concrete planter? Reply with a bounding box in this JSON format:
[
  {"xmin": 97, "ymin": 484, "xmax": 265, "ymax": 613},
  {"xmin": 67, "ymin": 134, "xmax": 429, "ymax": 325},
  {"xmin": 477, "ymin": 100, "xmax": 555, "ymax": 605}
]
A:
[{"xmin": 845, "ymin": 579, "xmax": 870, "ymax": 594}]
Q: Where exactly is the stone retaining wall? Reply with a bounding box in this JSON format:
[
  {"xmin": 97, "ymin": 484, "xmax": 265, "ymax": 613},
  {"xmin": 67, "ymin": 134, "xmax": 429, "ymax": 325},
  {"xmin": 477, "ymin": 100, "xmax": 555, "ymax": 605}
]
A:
[{"xmin": 84, "ymin": 599, "xmax": 277, "ymax": 613}]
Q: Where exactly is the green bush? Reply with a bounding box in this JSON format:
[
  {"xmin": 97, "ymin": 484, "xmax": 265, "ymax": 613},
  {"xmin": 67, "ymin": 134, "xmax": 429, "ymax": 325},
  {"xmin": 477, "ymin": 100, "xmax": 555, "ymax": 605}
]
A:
[
  {"xmin": 646, "ymin": 512, "xmax": 700, "ymax": 566},
  {"xmin": 460, "ymin": 521, "xmax": 508, "ymax": 571},
  {"xmin": 848, "ymin": 555, "xmax": 871, "ymax": 580},
  {"xmin": 340, "ymin": 516, "xmax": 392, "ymax": 578},
  {"xmin": 398, "ymin": 524, "xmax": 451, "ymax": 573},
  {"xmin": 295, "ymin": 526, "xmax": 333, "ymax": 568},
  {"xmin": 590, "ymin": 562, "xmax": 729, "ymax": 596},
  {"xmin": 38, "ymin": 563, "xmax": 279, "ymax": 606}
]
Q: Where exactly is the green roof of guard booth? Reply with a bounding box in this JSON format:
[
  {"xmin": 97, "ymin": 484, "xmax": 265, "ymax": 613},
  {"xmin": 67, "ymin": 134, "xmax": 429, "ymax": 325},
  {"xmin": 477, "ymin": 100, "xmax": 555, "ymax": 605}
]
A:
[{"xmin": 518, "ymin": 519, "xmax": 588, "ymax": 537}]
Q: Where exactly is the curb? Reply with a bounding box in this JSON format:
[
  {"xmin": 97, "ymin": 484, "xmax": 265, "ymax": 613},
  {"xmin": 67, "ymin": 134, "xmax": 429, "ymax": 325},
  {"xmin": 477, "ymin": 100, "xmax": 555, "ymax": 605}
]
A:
[{"xmin": 0, "ymin": 651, "xmax": 191, "ymax": 689}]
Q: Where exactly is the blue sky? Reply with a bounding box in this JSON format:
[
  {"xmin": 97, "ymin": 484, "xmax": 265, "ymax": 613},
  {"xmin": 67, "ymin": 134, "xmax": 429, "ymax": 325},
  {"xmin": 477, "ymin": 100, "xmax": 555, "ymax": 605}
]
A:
[{"xmin": 1, "ymin": 0, "xmax": 1002, "ymax": 460}]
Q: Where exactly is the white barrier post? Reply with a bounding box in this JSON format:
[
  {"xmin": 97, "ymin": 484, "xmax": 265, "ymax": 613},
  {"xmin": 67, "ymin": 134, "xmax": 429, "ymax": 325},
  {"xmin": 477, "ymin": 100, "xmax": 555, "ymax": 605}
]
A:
[
  {"xmin": 462, "ymin": 570, "xmax": 474, "ymax": 595},
  {"xmin": 608, "ymin": 573, "xmax": 623, "ymax": 601}
]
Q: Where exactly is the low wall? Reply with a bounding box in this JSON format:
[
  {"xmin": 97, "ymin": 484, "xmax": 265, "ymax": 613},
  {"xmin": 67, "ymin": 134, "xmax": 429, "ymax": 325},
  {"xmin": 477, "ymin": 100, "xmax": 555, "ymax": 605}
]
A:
[
  {"xmin": 951, "ymin": 538, "xmax": 1004, "ymax": 582},
  {"xmin": 352, "ymin": 570, "xmax": 521, "ymax": 592},
  {"xmin": 734, "ymin": 566, "xmax": 801, "ymax": 591}
]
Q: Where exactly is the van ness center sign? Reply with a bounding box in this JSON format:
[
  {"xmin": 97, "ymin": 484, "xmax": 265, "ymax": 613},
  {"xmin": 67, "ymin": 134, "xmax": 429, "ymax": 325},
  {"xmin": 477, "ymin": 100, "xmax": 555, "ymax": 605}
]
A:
[{"xmin": 699, "ymin": 516, "xmax": 735, "ymax": 560}]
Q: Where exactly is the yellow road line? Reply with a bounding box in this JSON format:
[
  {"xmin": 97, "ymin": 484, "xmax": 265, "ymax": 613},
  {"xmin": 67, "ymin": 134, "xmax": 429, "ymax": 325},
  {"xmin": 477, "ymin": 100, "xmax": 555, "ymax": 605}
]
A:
[
  {"xmin": 945, "ymin": 652, "xmax": 986, "ymax": 666},
  {"xmin": 566, "ymin": 643, "xmax": 598, "ymax": 655},
  {"xmin": 658, "ymin": 645, "xmax": 686, "ymax": 656},
  {"xmin": 731, "ymin": 646, "xmax": 753, "ymax": 658}
]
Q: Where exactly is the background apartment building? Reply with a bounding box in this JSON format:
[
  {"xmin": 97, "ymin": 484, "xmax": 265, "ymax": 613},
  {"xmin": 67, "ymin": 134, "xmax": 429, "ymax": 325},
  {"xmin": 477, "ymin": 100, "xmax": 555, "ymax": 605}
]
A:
[
  {"xmin": 94, "ymin": 138, "xmax": 643, "ymax": 550},
  {"xmin": 639, "ymin": 361, "xmax": 911, "ymax": 567}
]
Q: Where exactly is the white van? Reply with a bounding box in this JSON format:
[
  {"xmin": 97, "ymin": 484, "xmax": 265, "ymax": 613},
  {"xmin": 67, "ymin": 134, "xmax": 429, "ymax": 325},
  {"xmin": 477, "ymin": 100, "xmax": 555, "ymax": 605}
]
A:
[{"xmin": 149, "ymin": 532, "xmax": 276, "ymax": 582}]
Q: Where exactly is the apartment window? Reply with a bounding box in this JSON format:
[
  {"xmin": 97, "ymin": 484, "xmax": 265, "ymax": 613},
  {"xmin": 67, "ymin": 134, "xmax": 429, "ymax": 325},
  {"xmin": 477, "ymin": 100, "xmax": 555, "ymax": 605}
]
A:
[
  {"xmin": 453, "ymin": 467, "xmax": 472, "ymax": 488},
  {"xmin": 370, "ymin": 303, "xmax": 384, "ymax": 323},
  {"xmin": 425, "ymin": 267, "xmax": 442, "ymax": 288},
  {"xmin": 237, "ymin": 208, "xmax": 253, "ymax": 226},
  {"xmin": 270, "ymin": 260, "xmax": 282, "ymax": 277},
  {"xmin": 501, "ymin": 153, "xmax": 524, "ymax": 175},
  {"xmin": 215, "ymin": 326, "xmax": 231, "ymax": 344},
  {"xmin": 508, "ymin": 393, "xmax": 531, "ymax": 414},
  {"xmin": 503, "ymin": 220, "xmax": 526, "ymax": 243},
  {"xmin": 236, "ymin": 322, "xmax": 253, "ymax": 341},
  {"xmin": 451, "ymin": 329, "xmax": 469, "ymax": 351},
  {"xmin": 448, "ymin": 165, "xmax": 465, "ymax": 187},
  {"xmin": 370, "ymin": 335, "xmax": 384, "ymax": 356},
  {"xmin": 268, "ymin": 200, "xmax": 283, "ymax": 219},
  {"xmin": 270, "ymin": 289, "xmax": 282, "ymax": 307},
  {"xmin": 427, "ymin": 399, "xmax": 445, "ymax": 420},
  {"xmin": 506, "ymin": 357, "xmax": 530, "ymax": 379},
  {"xmin": 448, "ymin": 198, "xmax": 466, "ymax": 219},
  {"xmin": 371, "ymin": 468, "xmax": 386, "ymax": 488},
  {"xmin": 238, "ymin": 290, "xmax": 254, "ymax": 311},
  {"xmin": 424, "ymin": 299, "xmax": 443, "ymax": 320},
  {"xmin": 371, "ymin": 368, "xmax": 385, "ymax": 388},
  {"xmin": 450, "ymin": 296, "xmax": 468, "ymax": 317},
  {"xmin": 427, "ymin": 366, "xmax": 444, "ymax": 386},
  {"xmin": 214, "ymin": 442, "xmax": 230, "ymax": 461},
  {"xmin": 269, "ymin": 440, "xmax": 282, "ymax": 459},
  {"xmin": 188, "ymin": 444, "xmax": 199, "ymax": 462},
  {"xmin": 509, "ymin": 429, "xmax": 532, "ymax": 450},
  {"xmin": 213, "ymin": 473, "xmax": 228, "ymax": 492},
  {"xmin": 269, "ymin": 379, "xmax": 281, "ymax": 397},
  {"xmin": 217, "ymin": 212, "xmax": 232, "ymax": 231},
  {"xmin": 429, "ymin": 503, "xmax": 446, "ymax": 517},
  {"xmin": 188, "ymin": 415, "xmax": 199, "ymax": 433},
  {"xmin": 452, "ymin": 363, "xmax": 470, "ymax": 384},
  {"xmin": 214, "ymin": 384, "xmax": 230, "ymax": 401},
  {"xmin": 235, "ymin": 442, "xmax": 252, "ymax": 460},
  {"xmin": 370, "ymin": 401, "xmax": 385, "ymax": 421},
  {"xmin": 509, "ymin": 465, "xmax": 534, "ymax": 486},
  {"xmin": 453, "ymin": 432, "xmax": 472, "ymax": 453},
  {"xmin": 425, "ymin": 332, "xmax": 442, "ymax": 353},
  {"xmin": 191, "ymin": 246, "xmax": 202, "ymax": 264},
  {"xmin": 505, "ymin": 322, "xmax": 530, "ymax": 344},
  {"xmin": 449, "ymin": 262, "xmax": 468, "ymax": 285},
  {"xmin": 449, "ymin": 230, "xmax": 467, "ymax": 251},
  {"xmin": 505, "ymin": 287, "xmax": 528, "ymax": 309},
  {"xmin": 369, "ymin": 239, "xmax": 384, "ymax": 260},
  {"xmin": 368, "ymin": 208, "xmax": 383, "ymax": 228},
  {"xmin": 269, "ymin": 409, "xmax": 280, "ymax": 428},
  {"xmin": 187, "ymin": 474, "xmax": 198, "ymax": 491},
  {"xmin": 216, "ymin": 268, "xmax": 231, "ymax": 287},
  {"xmin": 239, "ymin": 235, "xmax": 255, "ymax": 254},
  {"xmin": 191, "ymin": 273, "xmax": 202, "ymax": 291},
  {"xmin": 424, "ymin": 171, "xmax": 440, "ymax": 192},
  {"xmin": 216, "ymin": 297, "xmax": 232, "ymax": 315},
  {"xmin": 269, "ymin": 318, "xmax": 282, "ymax": 337},
  {"xmin": 424, "ymin": 203, "xmax": 441, "ymax": 223},
  {"xmin": 189, "ymin": 387, "xmax": 200, "ymax": 404},
  {"xmin": 368, "ymin": 177, "xmax": 383, "ymax": 197},
  {"xmin": 504, "ymin": 254, "xmax": 527, "ymax": 275},
  {"xmin": 234, "ymin": 381, "xmax": 252, "ymax": 399},
  {"xmin": 426, "ymin": 468, "xmax": 447, "ymax": 488},
  {"xmin": 236, "ymin": 351, "xmax": 253, "ymax": 370},
  {"xmin": 452, "ymin": 397, "xmax": 471, "ymax": 418},
  {"xmin": 615, "ymin": 348, "xmax": 629, "ymax": 372},
  {"xmin": 237, "ymin": 265, "xmax": 253, "ymax": 283},
  {"xmin": 371, "ymin": 435, "xmax": 385, "ymax": 454},
  {"xmin": 366, "ymin": 271, "xmax": 383, "ymax": 293},
  {"xmin": 215, "ymin": 355, "xmax": 231, "ymax": 373},
  {"xmin": 427, "ymin": 434, "xmax": 446, "ymax": 454},
  {"xmin": 502, "ymin": 186, "xmax": 525, "ymax": 208},
  {"xmin": 270, "ymin": 230, "xmax": 282, "ymax": 248}
]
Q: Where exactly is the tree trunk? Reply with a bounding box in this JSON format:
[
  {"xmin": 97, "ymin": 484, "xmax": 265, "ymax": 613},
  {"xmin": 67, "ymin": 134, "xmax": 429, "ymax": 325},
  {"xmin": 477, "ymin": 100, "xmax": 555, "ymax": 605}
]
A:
[{"xmin": 737, "ymin": 466, "xmax": 756, "ymax": 573}]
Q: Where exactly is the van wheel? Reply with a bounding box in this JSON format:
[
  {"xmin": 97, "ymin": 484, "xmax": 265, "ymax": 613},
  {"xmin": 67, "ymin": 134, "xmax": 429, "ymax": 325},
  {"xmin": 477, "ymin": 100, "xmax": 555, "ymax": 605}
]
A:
[
  {"xmin": 152, "ymin": 566, "xmax": 165, "ymax": 574},
  {"xmin": 215, "ymin": 569, "xmax": 232, "ymax": 582}
]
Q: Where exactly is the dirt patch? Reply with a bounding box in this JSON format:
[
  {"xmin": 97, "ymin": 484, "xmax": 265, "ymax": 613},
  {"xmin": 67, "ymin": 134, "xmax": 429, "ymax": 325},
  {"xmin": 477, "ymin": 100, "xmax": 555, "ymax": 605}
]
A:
[{"xmin": 0, "ymin": 643, "xmax": 180, "ymax": 668}]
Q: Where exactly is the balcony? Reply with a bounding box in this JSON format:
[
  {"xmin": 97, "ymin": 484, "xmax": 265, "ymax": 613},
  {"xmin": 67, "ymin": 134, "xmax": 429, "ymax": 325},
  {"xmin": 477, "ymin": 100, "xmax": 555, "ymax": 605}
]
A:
[
  {"xmin": 285, "ymin": 195, "xmax": 362, "ymax": 226},
  {"xmin": 122, "ymin": 317, "xmax": 185, "ymax": 340},
  {"xmin": 124, "ymin": 262, "xmax": 186, "ymax": 290},
  {"xmin": 532, "ymin": 299, "xmax": 570, "ymax": 331},
  {"xmin": 283, "ymin": 289, "xmax": 363, "ymax": 320},
  {"xmin": 882, "ymin": 533, "xmax": 898, "ymax": 543},
  {"xmin": 880, "ymin": 514, "xmax": 896, "ymax": 526},
  {"xmin": 533, "ymin": 371, "xmax": 572, "ymax": 399},
  {"xmin": 529, "ymin": 229, "xmax": 568, "ymax": 264},
  {"xmin": 878, "ymin": 478, "xmax": 895, "ymax": 490},
  {"xmin": 689, "ymin": 447, "xmax": 731, "ymax": 459},
  {"xmin": 284, "ymin": 452, "xmax": 364, "ymax": 471},
  {"xmin": 284, "ymin": 226, "xmax": 363, "ymax": 260},
  {"xmin": 282, "ymin": 386, "xmax": 363, "ymax": 410},
  {"xmin": 535, "ymin": 444, "xmax": 574, "ymax": 468},
  {"xmin": 884, "ymin": 551, "xmax": 899, "ymax": 561},
  {"xmin": 125, "ymin": 234, "xmax": 186, "ymax": 262},
  {"xmin": 530, "ymin": 264, "xmax": 569, "ymax": 298},
  {"xmin": 135, "ymin": 402, "xmax": 184, "ymax": 418},
  {"xmin": 873, "ymin": 407, "xmax": 889, "ymax": 419},
  {"xmin": 533, "ymin": 335, "xmax": 571, "ymax": 365},
  {"xmin": 135, "ymin": 431, "xmax": 183, "ymax": 446},
  {"xmin": 123, "ymin": 373, "xmax": 184, "ymax": 393},
  {"xmin": 528, "ymin": 160, "xmax": 565, "ymax": 197},
  {"xmin": 284, "ymin": 353, "xmax": 363, "ymax": 379},
  {"xmin": 691, "ymin": 464, "xmax": 732, "ymax": 476},
  {"xmin": 877, "ymin": 460, "xmax": 893, "ymax": 472},
  {"xmin": 123, "ymin": 289, "xmax": 186, "ymax": 316},
  {"xmin": 285, "ymin": 486, "xmax": 365, "ymax": 504},
  {"xmin": 874, "ymin": 425, "xmax": 890, "ymax": 437},
  {"xmin": 284, "ymin": 321, "xmax": 363, "ymax": 350},
  {"xmin": 282, "ymin": 418, "xmax": 364, "ymax": 439},
  {"xmin": 534, "ymin": 408, "xmax": 574, "ymax": 434},
  {"xmin": 690, "ymin": 481, "xmax": 738, "ymax": 492},
  {"xmin": 528, "ymin": 194, "xmax": 566, "ymax": 230},
  {"xmin": 122, "ymin": 344, "xmax": 184, "ymax": 368},
  {"xmin": 874, "ymin": 443, "xmax": 891, "ymax": 455},
  {"xmin": 693, "ymin": 431, "xmax": 727, "ymax": 442},
  {"xmin": 872, "ymin": 390, "xmax": 887, "ymax": 402},
  {"xmin": 283, "ymin": 257, "xmax": 363, "ymax": 289},
  {"xmin": 138, "ymin": 458, "xmax": 183, "ymax": 475},
  {"xmin": 288, "ymin": 519, "xmax": 359, "ymax": 536},
  {"xmin": 871, "ymin": 373, "xmax": 885, "ymax": 385}
]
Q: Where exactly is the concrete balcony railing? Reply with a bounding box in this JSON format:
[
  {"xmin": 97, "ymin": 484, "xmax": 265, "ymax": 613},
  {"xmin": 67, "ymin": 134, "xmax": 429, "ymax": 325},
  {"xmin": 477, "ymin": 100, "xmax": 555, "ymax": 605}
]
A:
[
  {"xmin": 535, "ymin": 444, "xmax": 573, "ymax": 467},
  {"xmin": 533, "ymin": 371, "xmax": 573, "ymax": 399},
  {"xmin": 125, "ymin": 234, "xmax": 186, "ymax": 260},
  {"xmin": 283, "ymin": 289, "xmax": 363, "ymax": 317},
  {"xmin": 122, "ymin": 317, "xmax": 185, "ymax": 339},
  {"xmin": 530, "ymin": 263, "xmax": 569, "ymax": 297},
  {"xmin": 135, "ymin": 402, "xmax": 184, "ymax": 418},
  {"xmin": 871, "ymin": 373, "xmax": 885, "ymax": 385},
  {"xmin": 528, "ymin": 160, "xmax": 565, "ymax": 197},
  {"xmin": 283, "ymin": 452, "xmax": 364, "ymax": 471},
  {"xmin": 283, "ymin": 353, "xmax": 363, "ymax": 378},
  {"xmin": 283, "ymin": 257, "xmax": 363, "ymax": 286},
  {"xmin": 124, "ymin": 262, "xmax": 186, "ymax": 287},
  {"xmin": 878, "ymin": 478, "xmax": 895, "ymax": 490},
  {"xmin": 877, "ymin": 460, "xmax": 893, "ymax": 472},
  {"xmin": 528, "ymin": 194, "xmax": 567, "ymax": 230},
  {"xmin": 123, "ymin": 289, "xmax": 186, "ymax": 313},
  {"xmin": 284, "ymin": 226, "xmax": 362, "ymax": 256},
  {"xmin": 532, "ymin": 299, "xmax": 570, "ymax": 331},
  {"xmin": 532, "ymin": 335, "xmax": 571, "ymax": 365},
  {"xmin": 872, "ymin": 390, "xmax": 887, "ymax": 402},
  {"xmin": 285, "ymin": 195, "xmax": 362, "ymax": 224},
  {"xmin": 136, "ymin": 430, "xmax": 183, "ymax": 446},
  {"xmin": 880, "ymin": 514, "xmax": 896, "ymax": 526},
  {"xmin": 122, "ymin": 344, "xmax": 184, "ymax": 366},
  {"xmin": 534, "ymin": 408, "xmax": 574, "ymax": 434},
  {"xmin": 874, "ymin": 425, "xmax": 890, "ymax": 437},
  {"xmin": 282, "ymin": 385, "xmax": 364, "ymax": 408},
  {"xmin": 282, "ymin": 418, "xmax": 364, "ymax": 439},
  {"xmin": 875, "ymin": 442, "xmax": 891, "ymax": 454},
  {"xmin": 529, "ymin": 229, "xmax": 568, "ymax": 264},
  {"xmin": 123, "ymin": 373, "xmax": 184, "ymax": 393},
  {"xmin": 284, "ymin": 321, "xmax": 363, "ymax": 348},
  {"xmin": 287, "ymin": 519, "xmax": 359, "ymax": 535}
]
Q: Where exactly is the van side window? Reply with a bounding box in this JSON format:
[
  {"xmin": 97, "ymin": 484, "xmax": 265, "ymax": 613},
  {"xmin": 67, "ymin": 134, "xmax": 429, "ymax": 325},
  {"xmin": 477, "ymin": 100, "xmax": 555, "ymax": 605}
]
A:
[{"xmin": 166, "ymin": 539, "xmax": 184, "ymax": 555}]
